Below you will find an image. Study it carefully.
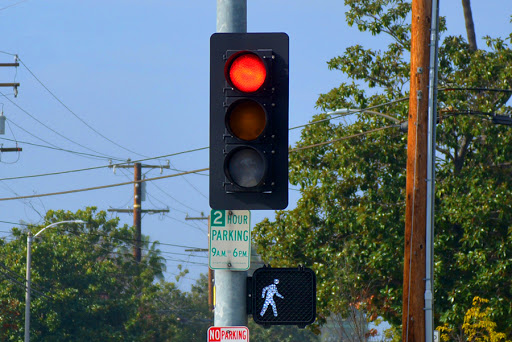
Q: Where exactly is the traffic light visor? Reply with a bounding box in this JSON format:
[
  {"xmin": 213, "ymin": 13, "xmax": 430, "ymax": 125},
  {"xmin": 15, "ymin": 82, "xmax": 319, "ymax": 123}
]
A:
[
  {"xmin": 225, "ymin": 147, "xmax": 266, "ymax": 188},
  {"xmin": 227, "ymin": 100, "xmax": 267, "ymax": 141},
  {"xmin": 226, "ymin": 52, "xmax": 267, "ymax": 93}
]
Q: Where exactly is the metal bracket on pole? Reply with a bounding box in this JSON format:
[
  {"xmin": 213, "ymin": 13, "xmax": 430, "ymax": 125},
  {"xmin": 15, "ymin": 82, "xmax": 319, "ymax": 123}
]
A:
[{"xmin": 246, "ymin": 276, "xmax": 253, "ymax": 315}]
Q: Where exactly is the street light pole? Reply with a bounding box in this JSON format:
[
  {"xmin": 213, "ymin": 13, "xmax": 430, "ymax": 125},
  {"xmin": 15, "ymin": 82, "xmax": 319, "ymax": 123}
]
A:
[
  {"xmin": 24, "ymin": 232, "xmax": 32, "ymax": 342},
  {"xmin": 24, "ymin": 220, "xmax": 85, "ymax": 342}
]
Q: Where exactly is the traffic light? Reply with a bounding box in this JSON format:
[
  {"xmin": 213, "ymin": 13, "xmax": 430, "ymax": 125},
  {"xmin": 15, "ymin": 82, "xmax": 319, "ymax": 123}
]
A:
[
  {"xmin": 210, "ymin": 33, "xmax": 289, "ymax": 210},
  {"xmin": 250, "ymin": 266, "xmax": 316, "ymax": 327}
]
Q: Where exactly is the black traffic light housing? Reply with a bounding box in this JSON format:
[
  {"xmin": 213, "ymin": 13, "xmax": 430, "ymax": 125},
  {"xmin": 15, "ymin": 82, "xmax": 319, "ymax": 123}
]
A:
[
  {"xmin": 249, "ymin": 266, "xmax": 316, "ymax": 327},
  {"xmin": 210, "ymin": 33, "xmax": 289, "ymax": 210}
]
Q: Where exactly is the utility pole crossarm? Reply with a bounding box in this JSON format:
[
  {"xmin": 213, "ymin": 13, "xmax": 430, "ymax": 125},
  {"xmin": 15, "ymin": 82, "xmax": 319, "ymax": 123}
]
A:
[
  {"xmin": 108, "ymin": 164, "xmax": 171, "ymax": 169},
  {"xmin": 0, "ymin": 147, "xmax": 22, "ymax": 152},
  {"xmin": 0, "ymin": 83, "xmax": 20, "ymax": 87},
  {"xmin": 108, "ymin": 208, "xmax": 169, "ymax": 214},
  {"xmin": 185, "ymin": 213, "xmax": 208, "ymax": 220}
]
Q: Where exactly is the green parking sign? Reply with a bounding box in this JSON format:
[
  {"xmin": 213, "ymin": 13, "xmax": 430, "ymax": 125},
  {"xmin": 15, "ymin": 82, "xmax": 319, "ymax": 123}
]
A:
[{"xmin": 209, "ymin": 209, "xmax": 251, "ymax": 270}]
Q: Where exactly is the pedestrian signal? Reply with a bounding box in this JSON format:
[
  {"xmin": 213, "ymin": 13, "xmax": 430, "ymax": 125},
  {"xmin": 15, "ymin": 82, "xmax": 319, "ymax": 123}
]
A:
[{"xmin": 251, "ymin": 266, "xmax": 316, "ymax": 327}]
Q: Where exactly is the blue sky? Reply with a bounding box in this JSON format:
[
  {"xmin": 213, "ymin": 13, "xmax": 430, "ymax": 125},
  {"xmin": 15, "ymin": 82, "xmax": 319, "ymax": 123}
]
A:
[{"xmin": 0, "ymin": 0, "xmax": 510, "ymax": 291}]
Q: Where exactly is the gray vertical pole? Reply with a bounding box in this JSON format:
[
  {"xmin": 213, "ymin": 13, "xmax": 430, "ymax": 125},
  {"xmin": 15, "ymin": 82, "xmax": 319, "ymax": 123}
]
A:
[
  {"xmin": 214, "ymin": 0, "xmax": 248, "ymax": 327},
  {"xmin": 24, "ymin": 233, "xmax": 32, "ymax": 342},
  {"xmin": 216, "ymin": 0, "xmax": 247, "ymax": 33},
  {"xmin": 425, "ymin": 0, "xmax": 440, "ymax": 340}
]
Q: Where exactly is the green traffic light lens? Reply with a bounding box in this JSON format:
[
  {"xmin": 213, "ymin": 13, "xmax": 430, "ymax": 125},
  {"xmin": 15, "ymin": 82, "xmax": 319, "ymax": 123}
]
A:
[{"xmin": 226, "ymin": 147, "xmax": 265, "ymax": 188}]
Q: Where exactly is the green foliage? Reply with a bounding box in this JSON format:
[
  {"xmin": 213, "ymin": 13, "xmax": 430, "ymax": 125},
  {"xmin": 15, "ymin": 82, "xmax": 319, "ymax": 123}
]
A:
[
  {"xmin": 438, "ymin": 297, "xmax": 511, "ymax": 342},
  {"xmin": 248, "ymin": 322, "xmax": 320, "ymax": 342},
  {"xmin": 0, "ymin": 207, "xmax": 210, "ymax": 341},
  {"xmin": 253, "ymin": 0, "xmax": 512, "ymax": 337}
]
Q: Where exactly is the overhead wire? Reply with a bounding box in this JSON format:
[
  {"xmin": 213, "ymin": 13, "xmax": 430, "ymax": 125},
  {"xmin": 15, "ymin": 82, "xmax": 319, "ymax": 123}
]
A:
[
  {"xmin": 0, "ymin": 178, "xmax": 45, "ymax": 219},
  {"xmin": 0, "ymin": 94, "xmax": 407, "ymax": 181},
  {"xmin": 0, "ymin": 86, "xmax": 411, "ymax": 204},
  {"xmin": 0, "ymin": 146, "xmax": 208, "ymax": 182},
  {"xmin": 0, "ymin": 260, "xmax": 52, "ymax": 295},
  {"xmin": 0, "ymin": 266, "xmax": 51, "ymax": 299},
  {"xmin": 3, "ymin": 51, "xmax": 212, "ymax": 202},
  {"xmin": 0, "ymin": 117, "xmax": 21, "ymax": 164},
  {"xmin": 0, "ymin": 90, "xmax": 124, "ymax": 161},
  {"xmin": 0, "ymin": 0, "xmax": 30, "ymax": 12},
  {"xmin": 16, "ymin": 56, "xmax": 149, "ymax": 159},
  {"xmin": 110, "ymin": 165, "xmax": 206, "ymax": 223},
  {"xmin": 0, "ymin": 122, "xmax": 400, "ymax": 202},
  {"xmin": 146, "ymin": 189, "xmax": 188, "ymax": 215},
  {"xmin": 0, "ymin": 226, "xmax": 206, "ymax": 289},
  {"xmin": 0, "ymin": 135, "xmax": 125, "ymax": 162},
  {"xmin": 163, "ymin": 213, "xmax": 207, "ymax": 235},
  {"xmin": 0, "ymin": 206, "xmax": 205, "ymax": 287},
  {"xmin": 289, "ymin": 96, "xmax": 409, "ymax": 131},
  {"xmin": 289, "ymin": 125, "xmax": 398, "ymax": 152},
  {"xmin": 55, "ymin": 227, "xmax": 208, "ymax": 269},
  {"xmin": 0, "ymin": 221, "xmax": 205, "ymax": 252}
]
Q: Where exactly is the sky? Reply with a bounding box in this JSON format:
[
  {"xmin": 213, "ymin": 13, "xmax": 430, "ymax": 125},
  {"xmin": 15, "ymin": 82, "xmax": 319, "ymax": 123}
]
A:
[{"xmin": 0, "ymin": 0, "xmax": 511, "ymax": 294}]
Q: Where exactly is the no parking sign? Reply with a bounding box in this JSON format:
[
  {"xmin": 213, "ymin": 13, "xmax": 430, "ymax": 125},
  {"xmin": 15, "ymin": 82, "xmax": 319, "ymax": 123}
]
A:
[{"xmin": 207, "ymin": 326, "xmax": 249, "ymax": 342}]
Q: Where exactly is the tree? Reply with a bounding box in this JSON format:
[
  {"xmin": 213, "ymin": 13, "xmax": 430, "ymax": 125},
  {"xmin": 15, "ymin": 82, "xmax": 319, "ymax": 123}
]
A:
[
  {"xmin": 438, "ymin": 297, "xmax": 511, "ymax": 342},
  {"xmin": 253, "ymin": 0, "xmax": 512, "ymax": 336},
  {"xmin": 0, "ymin": 207, "xmax": 167, "ymax": 341}
]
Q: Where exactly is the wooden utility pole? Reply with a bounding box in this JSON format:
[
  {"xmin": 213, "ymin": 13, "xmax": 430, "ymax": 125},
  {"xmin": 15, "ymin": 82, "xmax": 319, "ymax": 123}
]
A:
[
  {"xmin": 0, "ymin": 58, "xmax": 20, "ymax": 97},
  {"xmin": 133, "ymin": 163, "xmax": 142, "ymax": 261},
  {"xmin": 403, "ymin": 0, "xmax": 432, "ymax": 341},
  {"xmin": 108, "ymin": 162, "xmax": 170, "ymax": 262},
  {"xmin": 0, "ymin": 58, "xmax": 21, "ymax": 153}
]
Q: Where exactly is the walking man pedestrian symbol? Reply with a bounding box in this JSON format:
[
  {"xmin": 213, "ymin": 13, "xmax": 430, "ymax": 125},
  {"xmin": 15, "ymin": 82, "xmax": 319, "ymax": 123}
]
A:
[{"xmin": 260, "ymin": 279, "xmax": 284, "ymax": 317}]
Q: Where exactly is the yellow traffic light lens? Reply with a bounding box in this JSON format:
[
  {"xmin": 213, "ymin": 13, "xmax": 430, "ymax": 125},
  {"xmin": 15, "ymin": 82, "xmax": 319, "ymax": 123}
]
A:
[
  {"xmin": 227, "ymin": 52, "xmax": 267, "ymax": 93},
  {"xmin": 227, "ymin": 100, "xmax": 266, "ymax": 141},
  {"xmin": 226, "ymin": 147, "xmax": 265, "ymax": 188}
]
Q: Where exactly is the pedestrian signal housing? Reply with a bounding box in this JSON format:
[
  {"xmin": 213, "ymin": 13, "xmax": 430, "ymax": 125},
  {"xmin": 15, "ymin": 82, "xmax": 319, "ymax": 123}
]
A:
[
  {"xmin": 209, "ymin": 33, "xmax": 289, "ymax": 210},
  {"xmin": 250, "ymin": 266, "xmax": 316, "ymax": 327}
]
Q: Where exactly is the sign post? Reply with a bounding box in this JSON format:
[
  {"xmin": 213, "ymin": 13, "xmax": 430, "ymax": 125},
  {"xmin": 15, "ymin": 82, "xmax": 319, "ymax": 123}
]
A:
[{"xmin": 209, "ymin": 209, "xmax": 251, "ymax": 270}]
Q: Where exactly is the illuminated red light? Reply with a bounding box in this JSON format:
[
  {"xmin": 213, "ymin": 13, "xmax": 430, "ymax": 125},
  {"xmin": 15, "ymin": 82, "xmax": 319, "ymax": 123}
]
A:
[{"xmin": 227, "ymin": 53, "xmax": 267, "ymax": 93}]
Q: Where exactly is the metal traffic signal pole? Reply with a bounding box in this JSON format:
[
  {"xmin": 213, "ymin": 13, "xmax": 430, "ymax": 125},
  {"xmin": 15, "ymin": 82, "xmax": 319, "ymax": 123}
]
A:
[{"xmin": 214, "ymin": 0, "xmax": 248, "ymax": 327}]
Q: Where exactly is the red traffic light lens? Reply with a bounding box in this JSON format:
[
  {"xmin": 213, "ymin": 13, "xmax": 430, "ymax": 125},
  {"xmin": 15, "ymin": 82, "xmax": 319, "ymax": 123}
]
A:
[{"xmin": 226, "ymin": 52, "xmax": 267, "ymax": 93}]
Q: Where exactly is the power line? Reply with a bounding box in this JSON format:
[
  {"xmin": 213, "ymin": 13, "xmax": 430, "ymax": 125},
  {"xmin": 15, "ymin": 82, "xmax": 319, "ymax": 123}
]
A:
[
  {"xmin": 289, "ymin": 96, "xmax": 409, "ymax": 131},
  {"xmin": 16, "ymin": 57, "xmax": 149, "ymax": 158},
  {"xmin": 0, "ymin": 123, "xmax": 398, "ymax": 202},
  {"xmin": 1, "ymin": 95, "xmax": 407, "ymax": 179},
  {"xmin": 0, "ymin": 135, "xmax": 124, "ymax": 162},
  {"xmin": 0, "ymin": 146, "xmax": 208, "ymax": 182},
  {"xmin": 0, "ymin": 0, "xmax": 30, "ymax": 12},
  {"xmin": 0, "ymin": 167, "xmax": 209, "ymax": 202},
  {"xmin": 0, "ymin": 219, "xmax": 204, "ymax": 250},
  {"xmin": 289, "ymin": 125, "xmax": 398, "ymax": 152},
  {"xmin": 149, "ymin": 182, "xmax": 204, "ymax": 215},
  {"xmin": 163, "ymin": 213, "xmax": 207, "ymax": 234},
  {"xmin": 0, "ymin": 219, "xmax": 30, "ymax": 226},
  {"xmin": 0, "ymin": 97, "xmax": 406, "ymax": 182},
  {"xmin": 0, "ymin": 90, "xmax": 122, "ymax": 160},
  {"xmin": 57, "ymin": 227, "xmax": 208, "ymax": 268}
]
